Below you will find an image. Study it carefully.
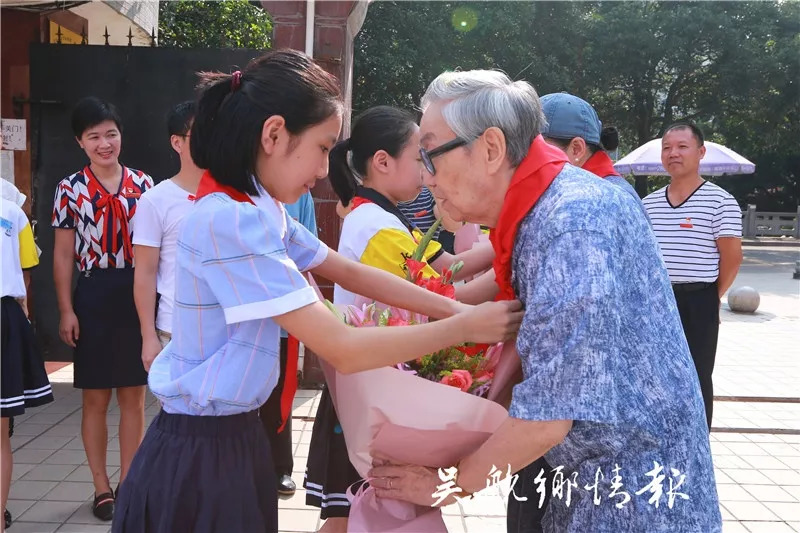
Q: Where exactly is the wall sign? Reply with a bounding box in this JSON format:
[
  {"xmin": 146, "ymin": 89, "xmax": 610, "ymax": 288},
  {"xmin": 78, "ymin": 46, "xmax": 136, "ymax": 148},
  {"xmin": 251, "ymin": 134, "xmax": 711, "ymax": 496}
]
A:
[{"xmin": 1, "ymin": 119, "xmax": 26, "ymax": 151}]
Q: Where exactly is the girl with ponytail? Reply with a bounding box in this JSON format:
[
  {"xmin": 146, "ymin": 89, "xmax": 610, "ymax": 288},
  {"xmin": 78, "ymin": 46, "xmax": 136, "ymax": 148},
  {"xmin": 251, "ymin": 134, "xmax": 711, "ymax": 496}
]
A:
[
  {"xmin": 113, "ymin": 52, "xmax": 522, "ymax": 533},
  {"xmin": 305, "ymin": 106, "xmax": 495, "ymax": 532},
  {"xmin": 328, "ymin": 106, "xmax": 493, "ymax": 292}
]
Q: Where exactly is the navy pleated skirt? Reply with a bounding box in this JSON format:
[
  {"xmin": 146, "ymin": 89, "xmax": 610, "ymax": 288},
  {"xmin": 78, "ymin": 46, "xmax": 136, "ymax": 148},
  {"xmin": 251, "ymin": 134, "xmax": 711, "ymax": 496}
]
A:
[
  {"xmin": 305, "ymin": 386, "xmax": 362, "ymax": 518},
  {"xmin": 112, "ymin": 409, "xmax": 277, "ymax": 533},
  {"xmin": 0, "ymin": 296, "xmax": 53, "ymax": 417}
]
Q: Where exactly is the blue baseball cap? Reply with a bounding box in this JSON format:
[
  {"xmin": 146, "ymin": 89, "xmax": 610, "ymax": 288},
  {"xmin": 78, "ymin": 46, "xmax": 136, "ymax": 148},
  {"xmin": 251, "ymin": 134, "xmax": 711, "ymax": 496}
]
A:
[{"xmin": 540, "ymin": 93, "xmax": 602, "ymax": 146}]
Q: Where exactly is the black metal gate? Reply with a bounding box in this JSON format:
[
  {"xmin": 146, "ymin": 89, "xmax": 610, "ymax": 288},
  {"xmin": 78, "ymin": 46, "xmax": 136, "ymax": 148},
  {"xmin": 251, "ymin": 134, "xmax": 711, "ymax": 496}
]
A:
[{"xmin": 29, "ymin": 42, "xmax": 265, "ymax": 361}]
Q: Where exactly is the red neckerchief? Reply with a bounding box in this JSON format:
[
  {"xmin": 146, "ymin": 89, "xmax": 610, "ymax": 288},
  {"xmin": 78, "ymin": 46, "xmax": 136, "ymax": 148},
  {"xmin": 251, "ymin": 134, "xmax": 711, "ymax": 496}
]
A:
[
  {"xmin": 86, "ymin": 165, "xmax": 137, "ymax": 264},
  {"xmin": 194, "ymin": 170, "xmax": 256, "ymax": 204},
  {"xmin": 582, "ymin": 150, "xmax": 620, "ymax": 179},
  {"xmin": 350, "ymin": 196, "xmax": 373, "ymax": 210},
  {"xmin": 278, "ymin": 335, "xmax": 300, "ymax": 433},
  {"xmin": 489, "ymin": 135, "xmax": 568, "ymax": 301}
]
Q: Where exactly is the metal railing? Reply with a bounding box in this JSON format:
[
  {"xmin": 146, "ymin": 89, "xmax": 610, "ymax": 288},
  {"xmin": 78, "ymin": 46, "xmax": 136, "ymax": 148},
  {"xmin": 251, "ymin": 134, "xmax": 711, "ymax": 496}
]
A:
[
  {"xmin": 52, "ymin": 24, "xmax": 158, "ymax": 46},
  {"xmin": 742, "ymin": 205, "xmax": 800, "ymax": 238}
]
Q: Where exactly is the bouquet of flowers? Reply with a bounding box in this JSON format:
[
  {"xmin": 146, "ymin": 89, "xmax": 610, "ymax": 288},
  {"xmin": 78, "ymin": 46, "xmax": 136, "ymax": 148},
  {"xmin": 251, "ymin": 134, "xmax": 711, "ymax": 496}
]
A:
[
  {"xmin": 310, "ymin": 220, "xmax": 513, "ymax": 533},
  {"xmin": 328, "ymin": 218, "xmax": 503, "ymax": 397},
  {"xmin": 410, "ymin": 342, "xmax": 502, "ymax": 396},
  {"xmin": 328, "ymin": 299, "xmax": 503, "ymax": 397}
]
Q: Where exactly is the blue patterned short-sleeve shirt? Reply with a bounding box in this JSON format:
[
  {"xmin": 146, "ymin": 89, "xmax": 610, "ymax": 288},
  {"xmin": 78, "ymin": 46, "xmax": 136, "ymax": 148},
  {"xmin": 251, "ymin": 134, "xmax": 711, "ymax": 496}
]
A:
[
  {"xmin": 509, "ymin": 165, "xmax": 720, "ymax": 532},
  {"xmin": 148, "ymin": 190, "xmax": 328, "ymax": 416}
]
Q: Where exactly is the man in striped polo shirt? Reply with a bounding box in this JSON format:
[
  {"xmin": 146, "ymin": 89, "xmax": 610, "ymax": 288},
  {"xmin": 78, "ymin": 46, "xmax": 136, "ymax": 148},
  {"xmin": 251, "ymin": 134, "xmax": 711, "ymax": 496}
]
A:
[{"xmin": 643, "ymin": 122, "xmax": 743, "ymax": 429}]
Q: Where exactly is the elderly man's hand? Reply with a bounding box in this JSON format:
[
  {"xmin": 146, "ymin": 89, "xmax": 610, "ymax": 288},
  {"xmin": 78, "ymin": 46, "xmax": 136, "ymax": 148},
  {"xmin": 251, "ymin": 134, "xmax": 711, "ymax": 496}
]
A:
[{"xmin": 368, "ymin": 457, "xmax": 466, "ymax": 507}]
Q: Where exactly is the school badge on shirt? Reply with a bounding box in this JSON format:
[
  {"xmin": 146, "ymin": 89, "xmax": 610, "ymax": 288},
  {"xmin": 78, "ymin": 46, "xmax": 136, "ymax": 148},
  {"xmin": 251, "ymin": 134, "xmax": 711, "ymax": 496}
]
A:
[
  {"xmin": 679, "ymin": 217, "xmax": 693, "ymax": 229},
  {"xmin": 0, "ymin": 216, "xmax": 13, "ymax": 236}
]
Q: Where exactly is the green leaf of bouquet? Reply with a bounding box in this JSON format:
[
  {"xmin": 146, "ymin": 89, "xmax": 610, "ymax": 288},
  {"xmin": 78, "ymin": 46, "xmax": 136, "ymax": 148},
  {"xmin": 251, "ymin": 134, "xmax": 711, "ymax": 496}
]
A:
[
  {"xmin": 323, "ymin": 300, "xmax": 345, "ymax": 323},
  {"xmin": 378, "ymin": 308, "xmax": 390, "ymax": 327},
  {"xmin": 448, "ymin": 260, "xmax": 465, "ymax": 279},
  {"xmin": 412, "ymin": 218, "xmax": 442, "ymax": 261}
]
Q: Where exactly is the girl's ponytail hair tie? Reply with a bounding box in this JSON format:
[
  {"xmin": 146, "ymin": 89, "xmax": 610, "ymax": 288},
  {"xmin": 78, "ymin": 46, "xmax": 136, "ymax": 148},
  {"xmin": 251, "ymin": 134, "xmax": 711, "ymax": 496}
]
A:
[{"xmin": 231, "ymin": 71, "xmax": 242, "ymax": 92}]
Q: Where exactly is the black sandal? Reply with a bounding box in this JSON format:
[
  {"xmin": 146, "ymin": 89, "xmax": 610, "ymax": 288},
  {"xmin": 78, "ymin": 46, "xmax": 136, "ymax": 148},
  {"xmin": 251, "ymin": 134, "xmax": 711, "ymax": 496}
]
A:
[
  {"xmin": 4, "ymin": 508, "xmax": 11, "ymax": 528},
  {"xmin": 92, "ymin": 492, "xmax": 114, "ymax": 521}
]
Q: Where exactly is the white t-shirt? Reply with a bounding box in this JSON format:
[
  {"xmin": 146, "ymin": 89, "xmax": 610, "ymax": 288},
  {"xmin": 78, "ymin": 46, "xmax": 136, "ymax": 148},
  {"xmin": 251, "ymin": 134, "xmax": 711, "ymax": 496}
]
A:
[
  {"xmin": 132, "ymin": 179, "xmax": 196, "ymax": 333},
  {"xmin": 1, "ymin": 179, "xmax": 26, "ymax": 207},
  {"xmin": 333, "ymin": 201, "xmax": 442, "ymax": 307},
  {"xmin": 643, "ymin": 181, "xmax": 742, "ymax": 283},
  {"xmin": 1, "ymin": 197, "xmax": 39, "ymax": 298}
]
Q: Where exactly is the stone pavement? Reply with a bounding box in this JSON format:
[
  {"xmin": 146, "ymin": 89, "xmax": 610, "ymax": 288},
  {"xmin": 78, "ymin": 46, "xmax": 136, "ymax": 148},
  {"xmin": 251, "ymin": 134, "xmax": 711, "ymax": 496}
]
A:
[
  {"xmin": 715, "ymin": 247, "xmax": 799, "ymax": 402},
  {"xmin": 6, "ymin": 246, "xmax": 800, "ymax": 532}
]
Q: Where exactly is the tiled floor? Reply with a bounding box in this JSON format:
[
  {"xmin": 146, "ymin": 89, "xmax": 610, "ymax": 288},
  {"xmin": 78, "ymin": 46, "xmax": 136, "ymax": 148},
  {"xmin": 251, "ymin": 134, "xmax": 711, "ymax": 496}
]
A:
[
  {"xmin": 5, "ymin": 246, "xmax": 799, "ymax": 532},
  {"xmin": 8, "ymin": 383, "xmax": 800, "ymax": 533},
  {"xmin": 713, "ymin": 251, "xmax": 799, "ymax": 402}
]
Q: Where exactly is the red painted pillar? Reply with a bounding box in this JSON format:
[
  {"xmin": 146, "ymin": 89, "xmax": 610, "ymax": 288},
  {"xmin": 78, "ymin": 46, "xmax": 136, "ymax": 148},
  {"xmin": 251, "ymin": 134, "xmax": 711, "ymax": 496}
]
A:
[
  {"xmin": 264, "ymin": 0, "xmax": 368, "ymax": 385},
  {"xmin": 265, "ymin": 1, "xmax": 307, "ymax": 51}
]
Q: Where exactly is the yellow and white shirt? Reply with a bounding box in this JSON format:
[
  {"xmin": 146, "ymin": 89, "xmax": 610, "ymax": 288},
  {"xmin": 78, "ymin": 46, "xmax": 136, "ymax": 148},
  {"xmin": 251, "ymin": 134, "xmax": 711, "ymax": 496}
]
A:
[
  {"xmin": 1, "ymin": 197, "xmax": 39, "ymax": 298},
  {"xmin": 333, "ymin": 188, "xmax": 443, "ymax": 306}
]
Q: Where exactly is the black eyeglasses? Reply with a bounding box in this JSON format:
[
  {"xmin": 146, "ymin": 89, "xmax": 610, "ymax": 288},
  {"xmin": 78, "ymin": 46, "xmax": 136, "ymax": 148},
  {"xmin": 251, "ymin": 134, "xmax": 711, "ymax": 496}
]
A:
[{"xmin": 419, "ymin": 137, "xmax": 468, "ymax": 175}]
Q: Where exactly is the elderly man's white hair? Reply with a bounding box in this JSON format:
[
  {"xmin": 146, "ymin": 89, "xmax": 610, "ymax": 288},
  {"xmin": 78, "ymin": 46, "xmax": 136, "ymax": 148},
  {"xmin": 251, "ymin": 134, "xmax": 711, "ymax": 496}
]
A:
[{"xmin": 421, "ymin": 70, "xmax": 546, "ymax": 166}]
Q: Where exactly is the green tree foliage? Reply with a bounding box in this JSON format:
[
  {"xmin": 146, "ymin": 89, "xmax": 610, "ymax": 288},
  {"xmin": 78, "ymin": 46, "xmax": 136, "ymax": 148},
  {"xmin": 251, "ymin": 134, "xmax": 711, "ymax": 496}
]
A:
[
  {"xmin": 158, "ymin": 0, "xmax": 272, "ymax": 50},
  {"xmin": 353, "ymin": 1, "xmax": 799, "ymax": 209},
  {"xmin": 353, "ymin": 2, "xmax": 583, "ymax": 112}
]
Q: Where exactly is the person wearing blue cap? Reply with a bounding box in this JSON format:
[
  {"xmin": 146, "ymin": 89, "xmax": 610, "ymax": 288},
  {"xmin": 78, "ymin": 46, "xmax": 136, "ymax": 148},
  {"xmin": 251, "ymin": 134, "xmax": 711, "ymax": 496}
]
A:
[{"xmin": 540, "ymin": 93, "xmax": 642, "ymax": 206}]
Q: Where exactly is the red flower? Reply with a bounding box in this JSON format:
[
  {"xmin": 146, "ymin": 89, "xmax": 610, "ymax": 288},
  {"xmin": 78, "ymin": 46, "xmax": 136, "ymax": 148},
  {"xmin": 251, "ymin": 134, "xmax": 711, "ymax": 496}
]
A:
[
  {"xmin": 387, "ymin": 316, "xmax": 410, "ymax": 327},
  {"xmin": 440, "ymin": 370, "xmax": 473, "ymax": 392},
  {"xmin": 417, "ymin": 276, "xmax": 456, "ymax": 299},
  {"xmin": 405, "ymin": 258, "xmax": 427, "ymax": 283},
  {"xmin": 442, "ymin": 268, "xmax": 455, "ymax": 284},
  {"xmin": 455, "ymin": 343, "xmax": 489, "ymax": 357}
]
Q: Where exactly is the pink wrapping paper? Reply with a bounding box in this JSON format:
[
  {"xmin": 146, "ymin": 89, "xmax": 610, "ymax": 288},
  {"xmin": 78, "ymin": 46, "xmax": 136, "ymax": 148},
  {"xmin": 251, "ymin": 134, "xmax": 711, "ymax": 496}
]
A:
[
  {"xmin": 454, "ymin": 225, "xmax": 522, "ymax": 404},
  {"xmin": 321, "ymin": 364, "xmax": 508, "ymax": 475},
  {"xmin": 305, "ymin": 274, "xmax": 521, "ymax": 532},
  {"xmin": 486, "ymin": 341, "xmax": 523, "ymax": 406},
  {"xmin": 453, "ymin": 223, "xmax": 481, "ymax": 254},
  {"xmin": 319, "ymin": 361, "xmax": 509, "ymax": 533},
  {"xmin": 453, "ymin": 224, "xmax": 491, "ymax": 282}
]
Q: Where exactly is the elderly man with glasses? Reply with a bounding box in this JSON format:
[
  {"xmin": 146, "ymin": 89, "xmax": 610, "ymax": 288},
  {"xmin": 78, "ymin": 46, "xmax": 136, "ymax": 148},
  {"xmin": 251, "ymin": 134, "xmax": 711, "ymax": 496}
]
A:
[{"xmin": 369, "ymin": 70, "xmax": 721, "ymax": 532}]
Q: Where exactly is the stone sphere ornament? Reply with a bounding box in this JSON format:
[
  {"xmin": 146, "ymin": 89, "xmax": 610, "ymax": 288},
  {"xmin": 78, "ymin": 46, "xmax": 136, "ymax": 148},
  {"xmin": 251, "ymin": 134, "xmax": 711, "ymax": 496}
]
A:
[{"xmin": 727, "ymin": 286, "xmax": 761, "ymax": 313}]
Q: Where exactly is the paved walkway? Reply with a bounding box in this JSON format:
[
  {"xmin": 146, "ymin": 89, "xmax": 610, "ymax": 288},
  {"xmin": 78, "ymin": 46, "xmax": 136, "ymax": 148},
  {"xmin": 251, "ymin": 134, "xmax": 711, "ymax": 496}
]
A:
[{"xmin": 6, "ymin": 246, "xmax": 800, "ymax": 532}]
